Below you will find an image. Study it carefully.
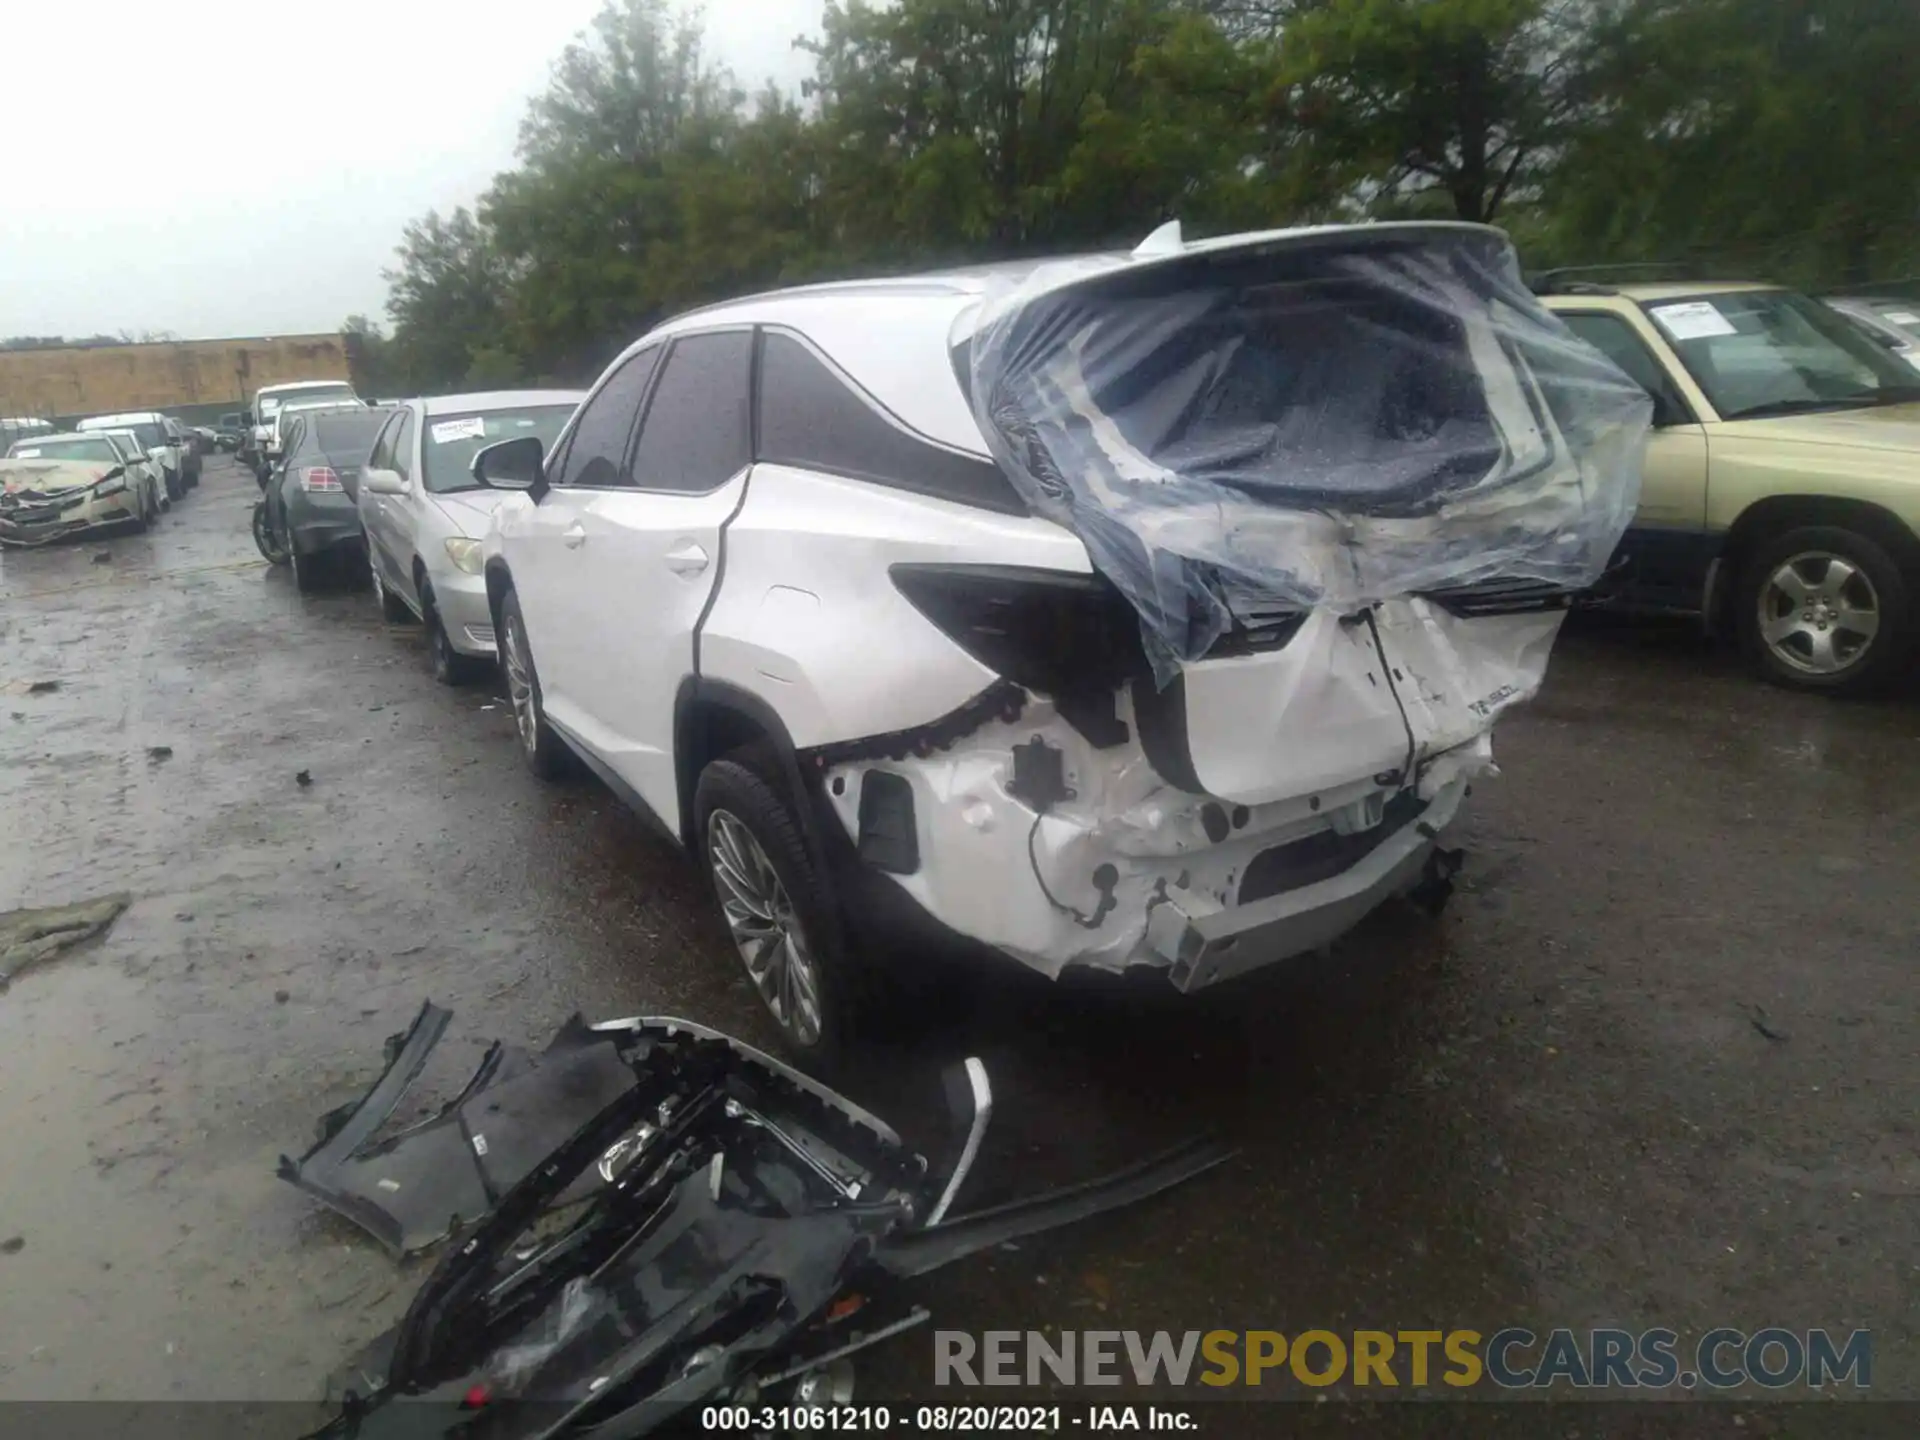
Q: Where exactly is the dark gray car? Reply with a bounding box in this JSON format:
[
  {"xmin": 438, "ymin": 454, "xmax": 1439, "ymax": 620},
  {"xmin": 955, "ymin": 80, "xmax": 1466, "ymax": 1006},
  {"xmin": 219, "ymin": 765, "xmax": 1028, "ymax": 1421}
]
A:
[{"xmin": 268, "ymin": 408, "xmax": 392, "ymax": 593}]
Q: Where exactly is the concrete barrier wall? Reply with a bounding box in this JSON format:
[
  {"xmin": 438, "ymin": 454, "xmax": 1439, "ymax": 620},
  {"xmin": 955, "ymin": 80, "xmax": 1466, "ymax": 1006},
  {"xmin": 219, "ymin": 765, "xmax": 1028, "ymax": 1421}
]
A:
[{"xmin": 0, "ymin": 335, "xmax": 351, "ymax": 421}]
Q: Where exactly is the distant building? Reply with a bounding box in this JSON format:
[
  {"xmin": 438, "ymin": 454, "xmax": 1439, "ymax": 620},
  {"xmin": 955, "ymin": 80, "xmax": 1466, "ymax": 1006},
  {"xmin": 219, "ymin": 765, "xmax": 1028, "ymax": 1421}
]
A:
[{"xmin": 0, "ymin": 334, "xmax": 353, "ymax": 426}]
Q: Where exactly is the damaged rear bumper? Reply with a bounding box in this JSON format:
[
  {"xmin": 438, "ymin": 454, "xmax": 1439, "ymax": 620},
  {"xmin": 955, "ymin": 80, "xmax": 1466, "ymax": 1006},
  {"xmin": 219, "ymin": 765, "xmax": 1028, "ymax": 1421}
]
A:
[{"xmin": 1148, "ymin": 776, "xmax": 1463, "ymax": 990}]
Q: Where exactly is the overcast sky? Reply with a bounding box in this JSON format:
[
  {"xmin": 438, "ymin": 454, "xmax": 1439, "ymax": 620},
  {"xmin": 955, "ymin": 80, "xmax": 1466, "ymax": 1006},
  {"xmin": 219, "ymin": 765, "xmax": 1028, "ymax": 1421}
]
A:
[{"xmin": 0, "ymin": 0, "xmax": 824, "ymax": 341}]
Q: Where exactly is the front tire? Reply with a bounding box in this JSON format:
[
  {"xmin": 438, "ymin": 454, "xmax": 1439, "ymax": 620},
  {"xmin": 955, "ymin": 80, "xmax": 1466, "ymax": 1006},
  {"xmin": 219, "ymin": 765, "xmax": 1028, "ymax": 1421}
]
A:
[
  {"xmin": 424, "ymin": 589, "xmax": 487, "ymax": 687},
  {"xmin": 1738, "ymin": 524, "xmax": 1913, "ymax": 695},
  {"xmin": 499, "ymin": 589, "xmax": 569, "ymax": 779},
  {"xmin": 694, "ymin": 758, "xmax": 856, "ymax": 1064}
]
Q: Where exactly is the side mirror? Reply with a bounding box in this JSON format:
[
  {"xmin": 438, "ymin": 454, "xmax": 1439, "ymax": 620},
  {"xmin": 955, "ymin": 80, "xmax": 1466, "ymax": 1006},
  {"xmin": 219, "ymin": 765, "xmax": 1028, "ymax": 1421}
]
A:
[
  {"xmin": 472, "ymin": 435, "xmax": 545, "ymax": 494},
  {"xmin": 242, "ymin": 410, "xmax": 254, "ymax": 425},
  {"xmin": 362, "ymin": 467, "xmax": 407, "ymax": 496}
]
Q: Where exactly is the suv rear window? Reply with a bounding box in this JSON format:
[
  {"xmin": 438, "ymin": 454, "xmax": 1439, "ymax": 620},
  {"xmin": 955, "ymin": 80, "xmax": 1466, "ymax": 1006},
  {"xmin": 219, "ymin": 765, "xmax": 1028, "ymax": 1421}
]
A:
[{"xmin": 758, "ymin": 331, "xmax": 1025, "ymax": 514}]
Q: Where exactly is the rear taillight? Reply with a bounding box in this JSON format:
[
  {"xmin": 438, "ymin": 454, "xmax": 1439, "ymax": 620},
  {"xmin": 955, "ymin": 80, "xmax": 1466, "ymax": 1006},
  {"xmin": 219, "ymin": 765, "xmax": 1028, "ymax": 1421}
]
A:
[
  {"xmin": 299, "ymin": 466, "xmax": 342, "ymax": 492},
  {"xmin": 890, "ymin": 564, "xmax": 1147, "ymax": 699}
]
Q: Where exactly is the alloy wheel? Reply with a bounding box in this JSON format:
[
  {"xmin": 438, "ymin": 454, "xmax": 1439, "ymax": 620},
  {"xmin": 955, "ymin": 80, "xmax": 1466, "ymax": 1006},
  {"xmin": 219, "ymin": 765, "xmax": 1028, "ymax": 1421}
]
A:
[
  {"xmin": 1757, "ymin": 551, "xmax": 1880, "ymax": 676},
  {"xmin": 706, "ymin": 809, "xmax": 824, "ymax": 1048},
  {"xmin": 503, "ymin": 615, "xmax": 538, "ymax": 756}
]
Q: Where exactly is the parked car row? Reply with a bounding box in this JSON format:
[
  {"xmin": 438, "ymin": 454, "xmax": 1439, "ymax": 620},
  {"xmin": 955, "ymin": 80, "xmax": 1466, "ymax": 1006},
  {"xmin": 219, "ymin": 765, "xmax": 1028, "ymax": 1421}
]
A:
[
  {"xmin": 1, "ymin": 409, "xmax": 204, "ymax": 546},
  {"xmin": 240, "ymin": 379, "xmax": 362, "ymax": 477},
  {"xmin": 250, "ymin": 225, "xmax": 1920, "ymax": 1066}
]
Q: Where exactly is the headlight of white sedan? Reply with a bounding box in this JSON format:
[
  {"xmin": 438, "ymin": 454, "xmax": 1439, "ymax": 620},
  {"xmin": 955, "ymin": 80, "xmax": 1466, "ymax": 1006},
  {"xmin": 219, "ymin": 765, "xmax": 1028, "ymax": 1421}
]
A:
[{"xmin": 443, "ymin": 537, "xmax": 484, "ymax": 575}]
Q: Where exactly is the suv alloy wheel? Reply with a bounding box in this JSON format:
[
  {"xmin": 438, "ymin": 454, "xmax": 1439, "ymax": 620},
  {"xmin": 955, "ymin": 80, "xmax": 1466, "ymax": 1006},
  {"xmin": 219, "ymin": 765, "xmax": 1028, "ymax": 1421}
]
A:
[
  {"xmin": 499, "ymin": 589, "xmax": 570, "ymax": 778},
  {"xmin": 694, "ymin": 757, "xmax": 853, "ymax": 1064},
  {"xmin": 1740, "ymin": 524, "xmax": 1913, "ymax": 695}
]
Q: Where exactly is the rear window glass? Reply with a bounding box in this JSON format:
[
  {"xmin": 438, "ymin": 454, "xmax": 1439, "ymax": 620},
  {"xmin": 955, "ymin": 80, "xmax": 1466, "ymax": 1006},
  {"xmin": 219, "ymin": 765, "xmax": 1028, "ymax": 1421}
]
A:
[
  {"xmin": 262, "ymin": 386, "xmax": 355, "ymax": 416},
  {"xmin": 422, "ymin": 406, "xmax": 576, "ymax": 493},
  {"xmin": 310, "ymin": 413, "xmax": 390, "ymax": 457}
]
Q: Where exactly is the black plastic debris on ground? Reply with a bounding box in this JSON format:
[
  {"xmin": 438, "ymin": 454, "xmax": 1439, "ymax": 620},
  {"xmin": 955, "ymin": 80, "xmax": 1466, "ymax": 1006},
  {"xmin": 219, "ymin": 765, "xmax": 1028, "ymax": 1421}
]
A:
[
  {"xmin": 279, "ymin": 1002, "xmax": 639, "ymax": 1256},
  {"xmin": 296, "ymin": 1005, "xmax": 1230, "ymax": 1440}
]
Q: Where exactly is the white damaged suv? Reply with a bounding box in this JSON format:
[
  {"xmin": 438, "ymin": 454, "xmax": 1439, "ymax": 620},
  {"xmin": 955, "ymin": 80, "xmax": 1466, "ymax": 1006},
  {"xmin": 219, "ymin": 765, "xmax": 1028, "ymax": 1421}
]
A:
[{"xmin": 474, "ymin": 222, "xmax": 1650, "ymax": 1060}]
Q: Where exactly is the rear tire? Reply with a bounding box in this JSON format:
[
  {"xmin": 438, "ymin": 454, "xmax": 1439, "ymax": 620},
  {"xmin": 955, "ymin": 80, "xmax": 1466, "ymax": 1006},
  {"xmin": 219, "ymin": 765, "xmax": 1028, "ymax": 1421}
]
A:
[
  {"xmin": 499, "ymin": 589, "xmax": 569, "ymax": 779},
  {"xmin": 694, "ymin": 757, "xmax": 861, "ymax": 1067},
  {"xmin": 253, "ymin": 501, "xmax": 289, "ymax": 566},
  {"xmin": 1737, "ymin": 524, "xmax": 1913, "ymax": 696},
  {"xmin": 370, "ymin": 560, "xmax": 413, "ymax": 622},
  {"xmin": 291, "ymin": 543, "xmax": 325, "ymax": 594}
]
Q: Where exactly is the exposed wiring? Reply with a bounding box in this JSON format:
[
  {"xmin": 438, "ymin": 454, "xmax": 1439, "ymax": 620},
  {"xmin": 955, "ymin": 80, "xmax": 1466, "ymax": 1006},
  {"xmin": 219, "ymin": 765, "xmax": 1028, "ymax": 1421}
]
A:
[
  {"xmin": 1027, "ymin": 812, "xmax": 1111, "ymax": 930},
  {"xmin": 1362, "ymin": 607, "xmax": 1419, "ymax": 794}
]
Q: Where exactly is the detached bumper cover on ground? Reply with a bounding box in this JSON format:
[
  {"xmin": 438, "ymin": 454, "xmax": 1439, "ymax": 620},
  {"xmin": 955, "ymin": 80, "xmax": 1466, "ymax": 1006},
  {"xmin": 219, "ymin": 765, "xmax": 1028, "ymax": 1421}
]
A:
[{"xmin": 294, "ymin": 1004, "xmax": 1228, "ymax": 1438}]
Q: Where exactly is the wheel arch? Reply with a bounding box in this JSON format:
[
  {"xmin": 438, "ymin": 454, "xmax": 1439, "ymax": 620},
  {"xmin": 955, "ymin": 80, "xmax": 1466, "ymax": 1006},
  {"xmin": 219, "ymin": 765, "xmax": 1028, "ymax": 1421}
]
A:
[
  {"xmin": 1706, "ymin": 495, "xmax": 1920, "ymax": 636},
  {"xmin": 675, "ymin": 678, "xmax": 833, "ymax": 862}
]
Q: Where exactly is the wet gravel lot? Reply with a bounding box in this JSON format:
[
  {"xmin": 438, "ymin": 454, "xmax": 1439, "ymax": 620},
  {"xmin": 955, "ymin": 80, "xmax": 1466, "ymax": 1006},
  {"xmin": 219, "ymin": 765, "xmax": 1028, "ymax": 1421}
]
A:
[{"xmin": 0, "ymin": 457, "xmax": 1915, "ymax": 1435}]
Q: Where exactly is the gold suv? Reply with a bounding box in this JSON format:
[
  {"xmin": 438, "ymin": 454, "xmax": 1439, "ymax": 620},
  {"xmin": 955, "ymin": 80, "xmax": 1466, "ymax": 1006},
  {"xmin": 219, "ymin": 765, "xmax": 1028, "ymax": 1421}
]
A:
[{"xmin": 1538, "ymin": 276, "xmax": 1920, "ymax": 694}]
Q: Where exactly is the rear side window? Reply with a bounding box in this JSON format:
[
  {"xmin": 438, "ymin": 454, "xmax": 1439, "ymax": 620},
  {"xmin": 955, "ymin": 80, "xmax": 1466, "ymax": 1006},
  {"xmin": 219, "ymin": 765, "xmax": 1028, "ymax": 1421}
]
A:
[
  {"xmin": 757, "ymin": 331, "xmax": 1025, "ymax": 514},
  {"xmin": 551, "ymin": 347, "xmax": 661, "ymax": 489},
  {"xmin": 629, "ymin": 331, "xmax": 753, "ymax": 493}
]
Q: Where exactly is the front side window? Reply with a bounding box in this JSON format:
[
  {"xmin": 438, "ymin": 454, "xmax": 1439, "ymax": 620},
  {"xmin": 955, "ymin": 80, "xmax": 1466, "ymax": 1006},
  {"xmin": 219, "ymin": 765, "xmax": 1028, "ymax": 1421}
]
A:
[
  {"xmin": 390, "ymin": 412, "xmax": 416, "ymax": 480},
  {"xmin": 420, "ymin": 406, "xmax": 577, "ymax": 493},
  {"xmin": 629, "ymin": 331, "xmax": 753, "ymax": 493},
  {"xmin": 549, "ymin": 348, "xmax": 661, "ymax": 488},
  {"xmin": 1643, "ymin": 290, "xmax": 1920, "ymax": 420},
  {"xmin": 366, "ymin": 412, "xmax": 401, "ymax": 471},
  {"xmin": 1560, "ymin": 313, "xmax": 1692, "ymax": 427}
]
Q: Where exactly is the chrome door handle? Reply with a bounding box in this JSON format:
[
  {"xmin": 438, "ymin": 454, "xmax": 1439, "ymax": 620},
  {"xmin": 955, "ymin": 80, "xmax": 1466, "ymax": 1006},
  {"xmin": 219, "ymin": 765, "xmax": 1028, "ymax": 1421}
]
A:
[
  {"xmin": 664, "ymin": 540, "xmax": 709, "ymax": 575},
  {"xmin": 563, "ymin": 522, "xmax": 587, "ymax": 549}
]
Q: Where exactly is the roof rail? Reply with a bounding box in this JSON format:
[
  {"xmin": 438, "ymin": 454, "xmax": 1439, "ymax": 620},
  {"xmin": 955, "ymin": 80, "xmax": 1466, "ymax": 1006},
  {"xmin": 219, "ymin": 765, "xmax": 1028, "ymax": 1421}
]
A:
[{"xmin": 1528, "ymin": 261, "xmax": 1705, "ymax": 296}]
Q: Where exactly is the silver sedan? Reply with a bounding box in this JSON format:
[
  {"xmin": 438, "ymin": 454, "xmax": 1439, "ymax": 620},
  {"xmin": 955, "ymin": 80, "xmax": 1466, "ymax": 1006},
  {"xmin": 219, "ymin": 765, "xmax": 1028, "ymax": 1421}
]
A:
[{"xmin": 358, "ymin": 391, "xmax": 583, "ymax": 685}]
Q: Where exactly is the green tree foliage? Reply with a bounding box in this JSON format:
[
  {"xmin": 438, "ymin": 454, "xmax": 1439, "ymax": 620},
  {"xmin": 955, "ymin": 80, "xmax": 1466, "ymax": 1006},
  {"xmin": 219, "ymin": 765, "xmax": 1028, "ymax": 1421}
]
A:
[
  {"xmin": 1544, "ymin": 0, "xmax": 1920, "ymax": 282},
  {"xmin": 383, "ymin": 208, "xmax": 514, "ymax": 390},
  {"xmin": 379, "ymin": 0, "xmax": 1917, "ymax": 383}
]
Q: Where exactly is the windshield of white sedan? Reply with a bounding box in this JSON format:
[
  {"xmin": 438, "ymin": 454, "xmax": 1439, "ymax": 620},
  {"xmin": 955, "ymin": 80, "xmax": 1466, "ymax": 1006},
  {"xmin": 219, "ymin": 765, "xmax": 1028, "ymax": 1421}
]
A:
[
  {"xmin": 1647, "ymin": 291, "xmax": 1920, "ymax": 419},
  {"xmin": 421, "ymin": 406, "xmax": 574, "ymax": 493},
  {"xmin": 7, "ymin": 435, "xmax": 122, "ymax": 463}
]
